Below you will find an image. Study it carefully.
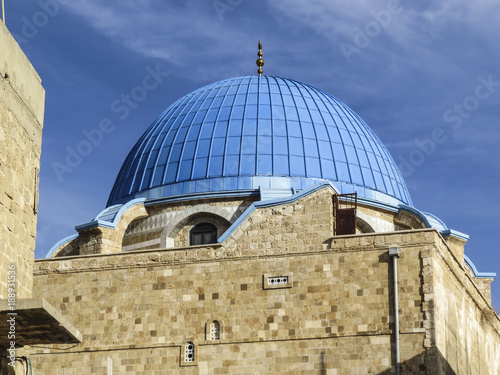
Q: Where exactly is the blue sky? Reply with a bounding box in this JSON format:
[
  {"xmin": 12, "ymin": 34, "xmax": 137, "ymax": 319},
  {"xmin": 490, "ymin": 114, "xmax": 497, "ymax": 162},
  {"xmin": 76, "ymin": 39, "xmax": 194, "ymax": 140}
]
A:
[{"xmin": 5, "ymin": 0, "xmax": 500, "ymax": 308}]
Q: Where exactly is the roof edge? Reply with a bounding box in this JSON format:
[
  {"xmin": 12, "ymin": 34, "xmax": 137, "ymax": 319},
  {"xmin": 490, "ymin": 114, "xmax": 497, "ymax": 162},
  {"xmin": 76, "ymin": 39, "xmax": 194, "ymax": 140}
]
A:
[
  {"xmin": 75, "ymin": 198, "xmax": 146, "ymax": 231},
  {"xmin": 44, "ymin": 234, "xmax": 79, "ymax": 259},
  {"xmin": 218, "ymin": 183, "xmax": 338, "ymax": 244},
  {"xmin": 464, "ymin": 255, "xmax": 496, "ymax": 279}
]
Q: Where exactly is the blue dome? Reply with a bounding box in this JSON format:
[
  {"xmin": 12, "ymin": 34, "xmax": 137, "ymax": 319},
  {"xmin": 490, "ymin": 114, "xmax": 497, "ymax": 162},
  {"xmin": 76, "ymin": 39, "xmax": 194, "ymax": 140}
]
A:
[{"xmin": 107, "ymin": 76, "xmax": 412, "ymax": 206}]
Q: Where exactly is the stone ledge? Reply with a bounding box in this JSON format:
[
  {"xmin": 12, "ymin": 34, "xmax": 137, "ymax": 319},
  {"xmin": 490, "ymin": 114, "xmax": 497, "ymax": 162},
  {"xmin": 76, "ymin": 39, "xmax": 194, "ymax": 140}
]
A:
[
  {"xmin": 29, "ymin": 331, "xmax": 423, "ymax": 354},
  {"xmin": 34, "ymin": 230, "xmax": 441, "ymax": 275},
  {"xmin": 327, "ymin": 228, "xmax": 438, "ymax": 251},
  {"xmin": 0, "ymin": 298, "xmax": 81, "ymax": 346}
]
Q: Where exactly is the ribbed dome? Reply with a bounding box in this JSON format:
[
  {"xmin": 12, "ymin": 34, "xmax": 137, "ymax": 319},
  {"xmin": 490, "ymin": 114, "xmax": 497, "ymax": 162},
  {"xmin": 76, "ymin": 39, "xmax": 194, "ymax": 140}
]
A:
[{"xmin": 107, "ymin": 76, "xmax": 412, "ymax": 206}]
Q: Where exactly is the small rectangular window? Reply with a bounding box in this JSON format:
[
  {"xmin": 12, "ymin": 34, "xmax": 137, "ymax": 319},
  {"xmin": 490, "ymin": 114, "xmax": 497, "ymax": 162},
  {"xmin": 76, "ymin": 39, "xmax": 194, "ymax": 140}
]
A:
[{"xmin": 263, "ymin": 272, "xmax": 293, "ymax": 290}]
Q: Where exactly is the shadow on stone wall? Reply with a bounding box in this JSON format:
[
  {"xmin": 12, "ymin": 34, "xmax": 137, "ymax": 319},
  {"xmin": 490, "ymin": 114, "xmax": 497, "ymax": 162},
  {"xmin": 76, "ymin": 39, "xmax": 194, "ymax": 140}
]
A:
[
  {"xmin": 376, "ymin": 347, "xmax": 457, "ymax": 375},
  {"xmin": 375, "ymin": 251, "xmax": 458, "ymax": 375},
  {"xmin": 0, "ymin": 356, "xmax": 16, "ymax": 375}
]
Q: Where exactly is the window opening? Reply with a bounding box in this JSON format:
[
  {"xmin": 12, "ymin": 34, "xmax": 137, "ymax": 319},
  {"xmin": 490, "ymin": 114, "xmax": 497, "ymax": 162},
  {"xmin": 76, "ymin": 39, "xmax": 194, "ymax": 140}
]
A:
[
  {"xmin": 268, "ymin": 276, "xmax": 289, "ymax": 285},
  {"xmin": 210, "ymin": 320, "xmax": 220, "ymax": 340},
  {"xmin": 190, "ymin": 223, "xmax": 217, "ymax": 245},
  {"xmin": 263, "ymin": 272, "xmax": 293, "ymax": 290},
  {"xmin": 185, "ymin": 342, "xmax": 195, "ymax": 362}
]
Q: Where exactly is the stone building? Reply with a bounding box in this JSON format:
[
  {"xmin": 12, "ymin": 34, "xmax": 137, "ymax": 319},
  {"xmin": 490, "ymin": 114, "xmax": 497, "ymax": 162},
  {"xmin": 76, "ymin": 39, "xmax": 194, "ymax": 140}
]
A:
[
  {"xmin": 29, "ymin": 69, "xmax": 500, "ymax": 374},
  {"xmin": 0, "ymin": 21, "xmax": 80, "ymax": 375},
  {"xmin": 1, "ymin": 20, "xmax": 499, "ymax": 372}
]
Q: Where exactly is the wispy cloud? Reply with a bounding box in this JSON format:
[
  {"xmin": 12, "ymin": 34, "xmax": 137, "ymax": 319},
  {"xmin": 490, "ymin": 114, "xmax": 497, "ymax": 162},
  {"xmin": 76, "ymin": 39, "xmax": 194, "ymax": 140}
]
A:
[
  {"xmin": 62, "ymin": 0, "xmax": 256, "ymax": 80},
  {"xmin": 269, "ymin": 0, "xmax": 500, "ymax": 68}
]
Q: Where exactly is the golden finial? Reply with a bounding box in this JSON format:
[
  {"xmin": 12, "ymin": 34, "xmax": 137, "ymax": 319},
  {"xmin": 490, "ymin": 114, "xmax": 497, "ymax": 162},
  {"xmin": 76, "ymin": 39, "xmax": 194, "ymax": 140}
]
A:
[{"xmin": 256, "ymin": 40, "xmax": 264, "ymax": 76}]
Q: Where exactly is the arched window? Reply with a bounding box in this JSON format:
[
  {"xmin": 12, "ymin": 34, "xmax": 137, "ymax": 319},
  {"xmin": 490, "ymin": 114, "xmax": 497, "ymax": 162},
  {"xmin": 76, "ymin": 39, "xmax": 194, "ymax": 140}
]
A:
[
  {"xmin": 205, "ymin": 319, "xmax": 223, "ymax": 341},
  {"xmin": 190, "ymin": 223, "xmax": 217, "ymax": 245},
  {"xmin": 210, "ymin": 320, "xmax": 220, "ymax": 340}
]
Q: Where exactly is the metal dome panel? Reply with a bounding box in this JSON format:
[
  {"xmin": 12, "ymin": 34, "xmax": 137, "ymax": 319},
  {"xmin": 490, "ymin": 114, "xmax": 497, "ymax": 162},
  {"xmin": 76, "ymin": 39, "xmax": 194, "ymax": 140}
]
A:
[{"xmin": 107, "ymin": 76, "xmax": 412, "ymax": 206}]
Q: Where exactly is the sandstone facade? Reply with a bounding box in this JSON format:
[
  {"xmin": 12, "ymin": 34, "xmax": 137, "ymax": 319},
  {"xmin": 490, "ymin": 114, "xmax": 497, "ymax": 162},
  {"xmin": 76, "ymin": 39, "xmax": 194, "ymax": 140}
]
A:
[
  {"xmin": 30, "ymin": 188, "xmax": 500, "ymax": 374},
  {"xmin": 0, "ymin": 21, "xmax": 44, "ymax": 301}
]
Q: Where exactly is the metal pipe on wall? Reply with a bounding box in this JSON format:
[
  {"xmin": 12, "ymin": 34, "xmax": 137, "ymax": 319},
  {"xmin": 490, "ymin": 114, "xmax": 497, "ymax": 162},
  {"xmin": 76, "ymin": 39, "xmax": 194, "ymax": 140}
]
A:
[{"xmin": 389, "ymin": 246, "xmax": 402, "ymax": 375}]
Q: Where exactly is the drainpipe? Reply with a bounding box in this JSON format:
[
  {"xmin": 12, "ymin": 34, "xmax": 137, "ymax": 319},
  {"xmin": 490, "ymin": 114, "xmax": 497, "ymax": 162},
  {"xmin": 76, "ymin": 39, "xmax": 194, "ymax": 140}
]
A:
[{"xmin": 389, "ymin": 246, "xmax": 402, "ymax": 375}]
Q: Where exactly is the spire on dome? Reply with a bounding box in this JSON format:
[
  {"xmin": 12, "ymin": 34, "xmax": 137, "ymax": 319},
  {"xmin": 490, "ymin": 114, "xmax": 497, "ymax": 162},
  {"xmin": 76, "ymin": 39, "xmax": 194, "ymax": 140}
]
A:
[{"xmin": 256, "ymin": 40, "xmax": 264, "ymax": 75}]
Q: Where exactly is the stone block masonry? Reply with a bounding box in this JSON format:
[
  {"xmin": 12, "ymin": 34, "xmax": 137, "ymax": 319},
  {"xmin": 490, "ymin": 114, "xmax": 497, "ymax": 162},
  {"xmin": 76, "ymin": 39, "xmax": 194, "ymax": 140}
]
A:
[
  {"xmin": 31, "ymin": 227, "xmax": 438, "ymax": 374},
  {"xmin": 0, "ymin": 21, "xmax": 44, "ymax": 301},
  {"xmin": 30, "ymin": 187, "xmax": 500, "ymax": 373}
]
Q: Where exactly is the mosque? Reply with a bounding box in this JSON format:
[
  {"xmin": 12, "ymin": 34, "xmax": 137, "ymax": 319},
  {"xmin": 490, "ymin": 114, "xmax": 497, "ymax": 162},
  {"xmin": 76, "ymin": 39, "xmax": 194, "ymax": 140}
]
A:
[{"xmin": 1, "ymin": 20, "xmax": 499, "ymax": 374}]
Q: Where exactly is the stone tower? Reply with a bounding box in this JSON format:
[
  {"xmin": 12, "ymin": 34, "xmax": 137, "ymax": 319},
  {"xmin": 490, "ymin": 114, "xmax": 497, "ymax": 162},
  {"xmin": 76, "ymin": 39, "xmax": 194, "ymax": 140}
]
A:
[
  {"xmin": 0, "ymin": 20, "xmax": 44, "ymax": 301},
  {"xmin": 0, "ymin": 21, "xmax": 80, "ymax": 375}
]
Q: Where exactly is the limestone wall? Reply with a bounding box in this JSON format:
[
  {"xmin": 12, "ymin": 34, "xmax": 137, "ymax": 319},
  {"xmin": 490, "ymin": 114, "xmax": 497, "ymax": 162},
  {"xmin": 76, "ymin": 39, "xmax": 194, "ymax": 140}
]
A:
[
  {"xmin": 123, "ymin": 198, "xmax": 251, "ymax": 250},
  {"xmin": 0, "ymin": 23, "xmax": 45, "ymax": 124},
  {"xmin": 223, "ymin": 189, "xmax": 334, "ymax": 255},
  {"xmin": 431, "ymin": 238, "xmax": 500, "ymax": 374},
  {"xmin": 31, "ymin": 229, "xmax": 435, "ymax": 373},
  {"xmin": 0, "ymin": 23, "xmax": 44, "ymax": 299},
  {"xmin": 30, "ymin": 336, "xmax": 427, "ymax": 374},
  {"xmin": 54, "ymin": 198, "xmax": 255, "ymax": 257},
  {"xmin": 172, "ymin": 213, "xmax": 231, "ymax": 247},
  {"xmin": 30, "ymin": 187, "xmax": 500, "ymax": 373}
]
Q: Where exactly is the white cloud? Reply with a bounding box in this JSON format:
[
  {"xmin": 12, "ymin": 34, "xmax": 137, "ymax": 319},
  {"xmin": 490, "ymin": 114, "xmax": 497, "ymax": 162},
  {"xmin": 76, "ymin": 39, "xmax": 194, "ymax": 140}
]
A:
[
  {"xmin": 270, "ymin": 0, "xmax": 500, "ymax": 36},
  {"xmin": 59, "ymin": 0, "xmax": 500, "ymax": 91},
  {"xmin": 61, "ymin": 1, "xmax": 255, "ymax": 80},
  {"xmin": 268, "ymin": 0, "xmax": 500, "ymax": 62}
]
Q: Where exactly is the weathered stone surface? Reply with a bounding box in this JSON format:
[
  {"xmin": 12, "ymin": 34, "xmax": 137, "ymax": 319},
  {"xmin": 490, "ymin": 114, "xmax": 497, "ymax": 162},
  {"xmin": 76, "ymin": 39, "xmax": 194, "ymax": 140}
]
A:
[
  {"xmin": 0, "ymin": 22, "xmax": 44, "ymax": 300},
  {"xmin": 29, "ymin": 187, "xmax": 500, "ymax": 373}
]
